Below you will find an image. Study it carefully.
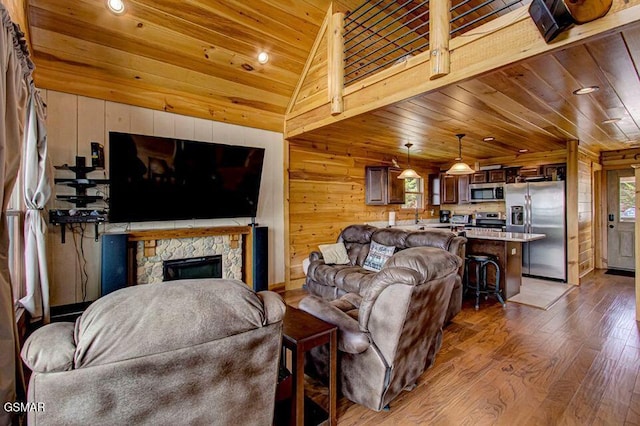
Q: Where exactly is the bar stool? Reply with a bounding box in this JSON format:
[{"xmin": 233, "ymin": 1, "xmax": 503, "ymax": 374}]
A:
[{"xmin": 464, "ymin": 254, "xmax": 506, "ymax": 310}]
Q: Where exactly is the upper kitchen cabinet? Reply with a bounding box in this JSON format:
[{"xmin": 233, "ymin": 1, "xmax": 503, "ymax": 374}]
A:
[
  {"xmin": 365, "ymin": 166, "xmax": 405, "ymax": 205},
  {"xmin": 439, "ymin": 173, "xmax": 470, "ymax": 204},
  {"xmin": 488, "ymin": 169, "xmax": 506, "ymax": 183}
]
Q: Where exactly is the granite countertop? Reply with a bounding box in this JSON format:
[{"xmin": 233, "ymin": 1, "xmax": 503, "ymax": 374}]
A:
[{"xmin": 463, "ymin": 229, "xmax": 546, "ymax": 242}]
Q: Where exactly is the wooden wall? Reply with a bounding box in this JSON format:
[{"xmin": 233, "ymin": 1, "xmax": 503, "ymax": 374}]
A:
[
  {"xmin": 287, "ymin": 139, "xmax": 439, "ymax": 289},
  {"xmin": 44, "ymin": 90, "xmax": 285, "ymax": 306}
]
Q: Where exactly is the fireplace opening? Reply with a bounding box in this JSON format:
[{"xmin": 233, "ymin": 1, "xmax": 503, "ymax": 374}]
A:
[{"xmin": 163, "ymin": 255, "xmax": 222, "ymax": 281}]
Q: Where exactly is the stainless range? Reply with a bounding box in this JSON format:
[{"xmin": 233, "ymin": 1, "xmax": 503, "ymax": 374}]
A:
[{"xmin": 469, "ymin": 212, "xmax": 506, "ymax": 231}]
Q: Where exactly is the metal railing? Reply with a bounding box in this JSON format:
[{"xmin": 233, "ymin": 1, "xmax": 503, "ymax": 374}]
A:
[{"xmin": 343, "ymin": 0, "xmax": 526, "ymax": 86}]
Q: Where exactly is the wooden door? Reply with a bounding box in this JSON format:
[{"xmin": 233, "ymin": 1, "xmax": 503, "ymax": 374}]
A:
[{"xmin": 607, "ymin": 169, "xmax": 635, "ymax": 270}]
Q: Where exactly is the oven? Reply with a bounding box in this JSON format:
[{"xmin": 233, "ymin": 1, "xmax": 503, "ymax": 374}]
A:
[{"xmin": 469, "ymin": 182, "xmax": 505, "ymax": 202}]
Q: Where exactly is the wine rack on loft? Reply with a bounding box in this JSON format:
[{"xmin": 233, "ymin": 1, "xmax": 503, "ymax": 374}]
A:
[{"xmin": 50, "ymin": 156, "xmax": 109, "ymax": 243}]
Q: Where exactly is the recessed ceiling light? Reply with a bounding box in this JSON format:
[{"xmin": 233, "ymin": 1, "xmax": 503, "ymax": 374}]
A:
[
  {"xmin": 257, "ymin": 52, "xmax": 269, "ymax": 64},
  {"xmin": 518, "ymin": 149, "xmax": 529, "ymax": 153},
  {"xmin": 483, "ymin": 137, "xmax": 495, "ymax": 142},
  {"xmin": 573, "ymin": 86, "xmax": 599, "ymax": 95},
  {"xmin": 107, "ymin": 0, "xmax": 125, "ymax": 14},
  {"xmin": 602, "ymin": 118, "xmax": 621, "ymax": 124}
]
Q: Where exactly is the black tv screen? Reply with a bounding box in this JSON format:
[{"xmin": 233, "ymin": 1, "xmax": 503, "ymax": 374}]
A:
[{"xmin": 109, "ymin": 132, "xmax": 265, "ymax": 223}]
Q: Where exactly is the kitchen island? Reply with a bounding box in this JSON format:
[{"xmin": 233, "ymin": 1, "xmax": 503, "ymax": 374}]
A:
[{"xmin": 463, "ymin": 229, "xmax": 545, "ymax": 299}]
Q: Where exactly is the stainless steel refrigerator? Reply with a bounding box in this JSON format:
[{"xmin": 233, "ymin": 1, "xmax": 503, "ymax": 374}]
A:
[{"xmin": 505, "ymin": 181, "xmax": 566, "ymax": 281}]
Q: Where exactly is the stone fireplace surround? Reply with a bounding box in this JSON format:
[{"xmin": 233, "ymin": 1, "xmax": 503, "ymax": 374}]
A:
[{"xmin": 126, "ymin": 226, "xmax": 257, "ymax": 287}]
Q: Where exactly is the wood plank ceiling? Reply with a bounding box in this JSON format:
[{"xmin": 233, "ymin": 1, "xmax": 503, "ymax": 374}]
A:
[
  {"xmin": 26, "ymin": 0, "xmax": 359, "ymax": 132},
  {"xmin": 26, "ymin": 0, "xmax": 640, "ymax": 163}
]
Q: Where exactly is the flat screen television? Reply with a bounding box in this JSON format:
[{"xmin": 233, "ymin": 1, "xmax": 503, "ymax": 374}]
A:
[{"xmin": 109, "ymin": 132, "xmax": 265, "ymax": 223}]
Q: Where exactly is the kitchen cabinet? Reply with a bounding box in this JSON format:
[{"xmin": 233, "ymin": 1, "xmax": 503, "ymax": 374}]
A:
[
  {"xmin": 471, "ymin": 172, "xmax": 487, "ymax": 184},
  {"xmin": 458, "ymin": 175, "xmax": 470, "ymax": 204},
  {"xmin": 439, "ymin": 173, "xmax": 470, "ymax": 205},
  {"xmin": 365, "ymin": 166, "xmax": 405, "ymax": 205},
  {"xmin": 440, "ymin": 173, "xmax": 458, "ymax": 204},
  {"xmin": 488, "ymin": 169, "xmax": 506, "ymax": 183}
]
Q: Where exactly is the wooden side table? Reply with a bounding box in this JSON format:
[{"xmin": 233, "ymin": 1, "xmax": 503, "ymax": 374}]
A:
[{"xmin": 282, "ymin": 306, "xmax": 337, "ymax": 426}]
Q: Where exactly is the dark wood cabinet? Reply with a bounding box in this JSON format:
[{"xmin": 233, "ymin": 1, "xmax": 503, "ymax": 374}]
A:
[
  {"xmin": 365, "ymin": 166, "xmax": 405, "ymax": 205},
  {"xmin": 471, "ymin": 172, "xmax": 487, "ymax": 184},
  {"xmin": 488, "ymin": 169, "xmax": 506, "ymax": 183},
  {"xmin": 458, "ymin": 175, "xmax": 470, "ymax": 204},
  {"xmin": 440, "ymin": 173, "xmax": 458, "ymax": 204}
]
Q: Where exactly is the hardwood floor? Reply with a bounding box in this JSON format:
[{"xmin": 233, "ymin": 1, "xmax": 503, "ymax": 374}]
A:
[{"xmin": 282, "ymin": 270, "xmax": 640, "ymax": 425}]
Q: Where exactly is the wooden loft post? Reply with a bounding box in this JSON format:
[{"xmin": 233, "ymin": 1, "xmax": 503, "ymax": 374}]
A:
[
  {"xmin": 329, "ymin": 12, "xmax": 345, "ymax": 115},
  {"xmin": 633, "ymin": 164, "xmax": 640, "ymax": 321},
  {"xmin": 429, "ymin": 0, "xmax": 451, "ymax": 80}
]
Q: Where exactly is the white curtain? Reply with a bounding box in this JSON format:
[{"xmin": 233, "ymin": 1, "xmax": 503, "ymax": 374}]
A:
[
  {"xmin": 0, "ymin": 4, "xmax": 36, "ymax": 425},
  {"xmin": 19, "ymin": 91, "xmax": 50, "ymax": 323}
]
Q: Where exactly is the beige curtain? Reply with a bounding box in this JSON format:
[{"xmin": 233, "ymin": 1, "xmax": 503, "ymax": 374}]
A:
[
  {"xmin": 19, "ymin": 91, "xmax": 51, "ymax": 323},
  {"xmin": 0, "ymin": 4, "xmax": 35, "ymax": 426}
]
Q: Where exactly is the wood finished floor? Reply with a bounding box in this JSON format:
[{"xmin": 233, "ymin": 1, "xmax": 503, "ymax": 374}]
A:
[{"xmin": 282, "ymin": 270, "xmax": 640, "ymax": 425}]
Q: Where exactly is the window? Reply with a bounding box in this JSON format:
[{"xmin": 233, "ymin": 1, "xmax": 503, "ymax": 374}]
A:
[
  {"xmin": 7, "ymin": 175, "xmax": 24, "ymax": 305},
  {"xmin": 619, "ymin": 176, "xmax": 635, "ymax": 222},
  {"xmin": 402, "ymin": 177, "xmax": 424, "ymax": 209}
]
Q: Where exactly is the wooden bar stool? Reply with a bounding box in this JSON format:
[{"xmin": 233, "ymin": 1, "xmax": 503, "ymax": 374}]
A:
[{"xmin": 464, "ymin": 254, "xmax": 506, "ymax": 310}]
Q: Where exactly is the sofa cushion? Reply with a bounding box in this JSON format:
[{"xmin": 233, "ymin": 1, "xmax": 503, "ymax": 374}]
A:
[
  {"xmin": 319, "ymin": 242, "xmax": 350, "ymax": 265},
  {"xmin": 308, "ymin": 263, "xmax": 353, "ymax": 286},
  {"xmin": 363, "ymin": 241, "xmax": 396, "ymax": 272},
  {"xmin": 333, "ymin": 266, "xmax": 373, "ymax": 293},
  {"xmin": 344, "ymin": 242, "xmax": 370, "ymax": 266},
  {"xmin": 338, "ymin": 224, "xmax": 378, "ymax": 244}
]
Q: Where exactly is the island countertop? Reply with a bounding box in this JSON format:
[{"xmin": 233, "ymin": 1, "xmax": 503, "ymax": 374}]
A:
[{"xmin": 463, "ymin": 229, "xmax": 546, "ymax": 242}]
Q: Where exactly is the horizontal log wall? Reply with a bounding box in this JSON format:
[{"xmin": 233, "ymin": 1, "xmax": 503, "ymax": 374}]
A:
[{"xmin": 287, "ymin": 139, "xmax": 439, "ymax": 289}]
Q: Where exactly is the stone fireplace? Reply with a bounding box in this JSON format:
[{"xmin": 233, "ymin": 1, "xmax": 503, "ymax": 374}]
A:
[{"xmin": 135, "ymin": 235, "xmax": 242, "ymax": 284}]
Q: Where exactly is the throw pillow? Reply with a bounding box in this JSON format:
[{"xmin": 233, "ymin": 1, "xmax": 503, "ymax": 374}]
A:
[
  {"xmin": 318, "ymin": 242, "xmax": 350, "ymax": 265},
  {"xmin": 363, "ymin": 241, "xmax": 396, "ymax": 272}
]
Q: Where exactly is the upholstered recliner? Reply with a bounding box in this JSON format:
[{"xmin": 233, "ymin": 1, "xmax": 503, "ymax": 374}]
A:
[
  {"xmin": 20, "ymin": 279, "xmax": 285, "ymax": 426},
  {"xmin": 299, "ymin": 246, "xmax": 462, "ymax": 411}
]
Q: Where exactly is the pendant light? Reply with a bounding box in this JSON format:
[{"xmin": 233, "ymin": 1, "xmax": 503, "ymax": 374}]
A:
[
  {"xmin": 398, "ymin": 142, "xmax": 421, "ymax": 179},
  {"xmin": 446, "ymin": 134, "xmax": 475, "ymax": 175}
]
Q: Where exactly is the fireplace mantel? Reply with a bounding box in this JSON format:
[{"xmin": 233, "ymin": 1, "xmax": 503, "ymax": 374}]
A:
[{"xmin": 124, "ymin": 226, "xmax": 257, "ymax": 287}]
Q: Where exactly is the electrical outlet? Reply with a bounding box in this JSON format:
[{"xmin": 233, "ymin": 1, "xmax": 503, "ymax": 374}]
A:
[{"xmin": 511, "ymin": 248, "xmax": 517, "ymax": 255}]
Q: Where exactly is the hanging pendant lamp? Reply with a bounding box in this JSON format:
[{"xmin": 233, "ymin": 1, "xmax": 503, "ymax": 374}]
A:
[
  {"xmin": 398, "ymin": 143, "xmax": 421, "ymax": 179},
  {"xmin": 446, "ymin": 134, "xmax": 475, "ymax": 175}
]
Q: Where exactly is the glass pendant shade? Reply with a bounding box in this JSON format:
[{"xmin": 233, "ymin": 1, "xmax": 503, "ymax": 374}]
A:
[
  {"xmin": 446, "ymin": 134, "xmax": 474, "ymax": 175},
  {"xmin": 398, "ymin": 142, "xmax": 421, "ymax": 179}
]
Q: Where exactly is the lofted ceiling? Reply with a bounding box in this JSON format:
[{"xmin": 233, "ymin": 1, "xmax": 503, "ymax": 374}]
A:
[
  {"xmin": 26, "ymin": 0, "xmax": 360, "ymax": 131},
  {"xmin": 25, "ymin": 0, "xmax": 640, "ymax": 163}
]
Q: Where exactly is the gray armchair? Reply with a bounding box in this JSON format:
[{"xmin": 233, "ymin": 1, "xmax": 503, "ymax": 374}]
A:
[
  {"xmin": 299, "ymin": 246, "xmax": 462, "ymax": 411},
  {"xmin": 21, "ymin": 278, "xmax": 285, "ymax": 426}
]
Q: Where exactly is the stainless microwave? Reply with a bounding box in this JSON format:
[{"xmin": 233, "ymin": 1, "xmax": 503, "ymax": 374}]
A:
[{"xmin": 469, "ymin": 182, "xmax": 504, "ymax": 202}]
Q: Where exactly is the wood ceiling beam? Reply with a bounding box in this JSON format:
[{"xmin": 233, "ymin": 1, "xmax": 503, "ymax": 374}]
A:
[{"xmin": 285, "ymin": 0, "xmax": 640, "ymax": 139}]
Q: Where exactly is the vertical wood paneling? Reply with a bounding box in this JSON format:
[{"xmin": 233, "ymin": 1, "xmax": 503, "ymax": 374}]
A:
[
  {"xmin": 46, "ymin": 91, "xmax": 285, "ymax": 306},
  {"xmin": 567, "ymin": 141, "xmax": 580, "ymax": 285}
]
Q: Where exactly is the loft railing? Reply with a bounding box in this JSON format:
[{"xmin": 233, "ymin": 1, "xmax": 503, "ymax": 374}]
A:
[{"xmin": 342, "ymin": 0, "xmax": 526, "ymax": 86}]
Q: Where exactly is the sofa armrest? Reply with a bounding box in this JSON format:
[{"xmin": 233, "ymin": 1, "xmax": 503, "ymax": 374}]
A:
[
  {"xmin": 298, "ymin": 295, "xmax": 370, "ymax": 354},
  {"xmin": 448, "ymin": 235, "xmax": 467, "ymax": 259},
  {"xmin": 257, "ymin": 291, "xmax": 286, "ymax": 325},
  {"xmin": 309, "ymin": 251, "xmax": 323, "ymax": 262},
  {"xmin": 21, "ymin": 322, "xmax": 76, "ymax": 373}
]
